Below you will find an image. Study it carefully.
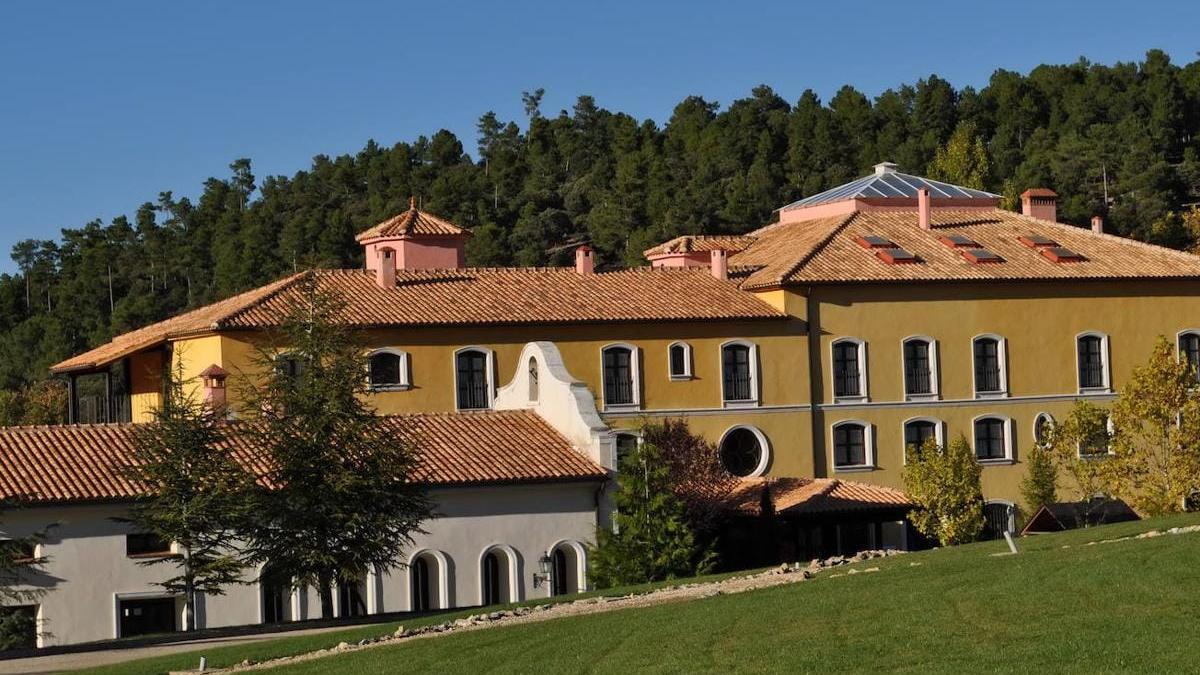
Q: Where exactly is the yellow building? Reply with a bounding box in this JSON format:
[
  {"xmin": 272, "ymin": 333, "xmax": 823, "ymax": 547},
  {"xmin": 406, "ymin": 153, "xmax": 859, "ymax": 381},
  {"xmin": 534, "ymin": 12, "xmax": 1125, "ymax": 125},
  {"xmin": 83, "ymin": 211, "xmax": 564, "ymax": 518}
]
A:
[{"xmin": 51, "ymin": 162, "xmax": 1200, "ymax": 536}]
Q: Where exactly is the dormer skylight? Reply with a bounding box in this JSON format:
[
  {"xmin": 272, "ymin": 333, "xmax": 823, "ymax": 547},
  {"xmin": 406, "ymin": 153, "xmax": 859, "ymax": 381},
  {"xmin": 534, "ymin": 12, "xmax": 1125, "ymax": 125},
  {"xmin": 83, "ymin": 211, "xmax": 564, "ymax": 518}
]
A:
[
  {"xmin": 1040, "ymin": 247, "xmax": 1086, "ymax": 263},
  {"xmin": 962, "ymin": 249, "xmax": 1004, "ymax": 264},
  {"xmin": 856, "ymin": 235, "xmax": 895, "ymax": 249},
  {"xmin": 939, "ymin": 234, "xmax": 980, "ymax": 249},
  {"xmin": 876, "ymin": 248, "xmax": 919, "ymax": 265},
  {"xmin": 1019, "ymin": 235, "xmax": 1058, "ymax": 249}
]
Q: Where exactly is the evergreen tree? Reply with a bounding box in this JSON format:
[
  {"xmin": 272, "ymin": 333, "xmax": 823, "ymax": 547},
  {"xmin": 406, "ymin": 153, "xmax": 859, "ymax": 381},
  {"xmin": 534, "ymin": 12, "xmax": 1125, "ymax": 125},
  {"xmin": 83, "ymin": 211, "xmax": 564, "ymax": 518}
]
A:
[
  {"xmin": 123, "ymin": 362, "xmax": 254, "ymax": 631},
  {"xmin": 589, "ymin": 439, "xmax": 715, "ymax": 588},
  {"xmin": 236, "ymin": 275, "xmax": 434, "ymax": 618},
  {"xmin": 902, "ymin": 436, "xmax": 985, "ymax": 546}
]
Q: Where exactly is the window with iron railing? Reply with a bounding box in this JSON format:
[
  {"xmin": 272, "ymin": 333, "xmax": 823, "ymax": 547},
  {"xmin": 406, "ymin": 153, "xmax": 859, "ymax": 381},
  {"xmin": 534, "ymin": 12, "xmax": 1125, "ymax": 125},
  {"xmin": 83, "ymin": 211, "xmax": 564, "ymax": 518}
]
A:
[
  {"xmin": 973, "ymin": 338, "xmax": 1002, "ymax": 394},
  {"xmin": 903, "ymin": 339, "xmax": 932, "ymax": 396},
  {"xmin": 832, "ymin": 341, "xmax": 861, "ymax": 398},
  {"xmin": 1077, "ymin": 335, "xmax": 1106, "ymax": 389},
  {"xmin": 833, "ymin": 423, "xmax": 867, "ymax": 468},
  {"xmin": 721, "ymin": 344, "xmax": 753, "ymax": 401},
  {"xmin": 456, "ymin": 350, "xmax": 490, "ymax": 410},
  {"xmin": 602, "ymin": 347, "xmax": 635, "ymax": 406}
]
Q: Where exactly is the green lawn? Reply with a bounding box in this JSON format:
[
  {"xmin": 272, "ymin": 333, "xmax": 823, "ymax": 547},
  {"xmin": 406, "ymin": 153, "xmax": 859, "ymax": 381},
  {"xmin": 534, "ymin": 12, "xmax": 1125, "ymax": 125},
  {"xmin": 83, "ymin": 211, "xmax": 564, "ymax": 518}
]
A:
[
  {"xmin": 75, "ymin": 567, "xmax": 759, "ymax": 675},
  {"xmin": 251, "ymin": 513, "xmax": 1200, "ymax": 674}
]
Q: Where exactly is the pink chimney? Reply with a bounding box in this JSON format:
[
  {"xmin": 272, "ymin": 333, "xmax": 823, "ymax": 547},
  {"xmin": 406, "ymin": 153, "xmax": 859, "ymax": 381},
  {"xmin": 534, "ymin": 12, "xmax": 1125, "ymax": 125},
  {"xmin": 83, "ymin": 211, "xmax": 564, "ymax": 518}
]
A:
[
  {"xmin": 575, "ymin": 245, "xmax": 594, "ymax": 275},
  {"xmin": 199, "ymin": 364, "xmax": 229, "ymax": 417},
  {"xmin": 376, "ymin": 246, "xmax": 397, "ymax": 289},
  {"xmin": 710, "ymin": 249, "xmax": 728, "ymax": 280},
  {"xmin": 1091, "ymin": 215, "xmax": 1104, "ymax": 234},
  {"xmin": 917, "ymin": 187, "xmax": 932, "ymax": 230},
  {"xmin": 1021, "ymin": 188, "xmax": 1058, "ymax": 222}
]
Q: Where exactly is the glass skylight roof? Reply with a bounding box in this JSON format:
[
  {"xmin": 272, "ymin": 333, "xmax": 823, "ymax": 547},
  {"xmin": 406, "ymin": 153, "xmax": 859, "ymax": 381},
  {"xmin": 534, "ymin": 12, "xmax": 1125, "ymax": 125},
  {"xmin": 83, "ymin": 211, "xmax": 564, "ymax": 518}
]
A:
[
  {"xmin": 962, "ymin": 249, "xmax": 1003, "ymax": 264},
  {"xmin": 939, "ymin": 234, "xmax": 980, "ymax": 248},
  {"xmin": 780, "ymin": 162, "xmax": 1000, "ymax": 211},
  {"xmin": 1041, "ymin": 247, "xmax": 1086, "ymax": 263}
]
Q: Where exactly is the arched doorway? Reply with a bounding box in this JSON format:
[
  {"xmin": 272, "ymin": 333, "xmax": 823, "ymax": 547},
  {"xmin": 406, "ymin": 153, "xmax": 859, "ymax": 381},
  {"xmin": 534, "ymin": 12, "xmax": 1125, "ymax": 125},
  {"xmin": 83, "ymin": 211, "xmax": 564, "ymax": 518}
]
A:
[
  {"xmin": 260, "ymin": 564, "xmax": 289, "ymax": 623},
  {"xmin": 479, "ymin": 545, "xmax": 519, "ymax": 606},
  {"xmin": 550, "ymin": 542, "xmax": 585, "ymax": 596},
  {"xmin": 409, "ymin": 550, "xmax": 450, "ymax": 612}
]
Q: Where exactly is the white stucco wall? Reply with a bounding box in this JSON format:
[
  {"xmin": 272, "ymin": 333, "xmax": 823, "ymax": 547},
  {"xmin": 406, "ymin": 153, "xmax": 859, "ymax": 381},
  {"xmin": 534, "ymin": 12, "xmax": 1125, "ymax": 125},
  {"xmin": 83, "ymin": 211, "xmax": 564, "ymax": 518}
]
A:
[{"xmin": 0, "ymin": 481, "xmax": 598, "ymax": 647}]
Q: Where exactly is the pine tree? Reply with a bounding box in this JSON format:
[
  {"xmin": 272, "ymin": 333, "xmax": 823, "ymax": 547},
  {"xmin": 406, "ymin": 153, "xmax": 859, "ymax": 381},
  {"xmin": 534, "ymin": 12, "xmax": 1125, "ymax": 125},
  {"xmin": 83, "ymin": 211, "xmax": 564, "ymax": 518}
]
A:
[
  {"xmin": 236, "ymin": 274, "xmax": 434, "ymax": 618},
  {"xmin": 123, "ymin": 361, "xmax": 254, "ymax": 631},
  {"xmin": 589, "ymin": 439, "xmax": 715, "ymax": 588},
  {"xmin": 902, "ymin": 436, "xmax": 985, "ymax": 546}
]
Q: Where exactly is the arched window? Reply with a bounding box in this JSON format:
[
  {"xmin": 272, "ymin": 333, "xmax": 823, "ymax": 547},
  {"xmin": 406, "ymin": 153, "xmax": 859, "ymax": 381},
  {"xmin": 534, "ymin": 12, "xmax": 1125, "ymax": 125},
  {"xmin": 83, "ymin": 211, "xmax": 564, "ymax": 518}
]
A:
[
  {"xmin": 337, "ymin": 570, "xmax": 368, "ymax": 618},
  {"xmin": 368, "ymin": 349, "xmax": 408, "ymax": 390},
  {"xmin": 972, "ymin": 335, "xmax": 1006, "ymax": 397},
  {"xmin": 601, "ymin": 344, "xmax": 639, "ymax": 409},
  {"xmin": 455, "ymin": 347, "xmax": 493, "ymax": 410},
  {"xmin": 1033, "ymin": 413, "xmax": 1055, "ymax": 449},
  {"xmin": 973, "ymin": 416, "xmax": 1012, "ymax": 462},
  {"xmin": 831, "ymin": 339, "xmax": 866, "ymax": 401},
  {"xmin": 903, "ymin": 418, "xmax": 942, "ymax": 457},
  {"xmin": 721, "ymin": 340, "xmax": 758, "ymax": 405},
  {"xmin": 832, "ymin": 421, "xmax": 873, "ymax": 470},
  {"xmin": 1179, "ymin": 331, "xmax": 1200, "ymax": 384},
  {"xmin": 718, "ymin": 426, "xmax": 769, "ymax": 477},
  {"xmin": 902, "ymin": 337, "xmax": 938, "ymax": 400},
  {"xmin": 528, "ymin": 356, "xmax": 539, "ymax": 402},
  {"xmin": 409, "ymin": 549, "xmax": 451, "ymax": 611},
  {"xmin": 549, "ymin": 541, "xmax": 586, "ymax": 596},
  {"xmin": 982, "ymin": 501, "xmax": 1016, "ymax": 539},
  {"xmin": 1076, "ymin": 332, "xmax": 1110, "ymax": 392},
  {"xmin": 668, "ymin": 342, "xmax": 692, "ymax": 379},
  {"xmin": 410, "ymin": 556, "xmax": 431, "ymax": 611}
]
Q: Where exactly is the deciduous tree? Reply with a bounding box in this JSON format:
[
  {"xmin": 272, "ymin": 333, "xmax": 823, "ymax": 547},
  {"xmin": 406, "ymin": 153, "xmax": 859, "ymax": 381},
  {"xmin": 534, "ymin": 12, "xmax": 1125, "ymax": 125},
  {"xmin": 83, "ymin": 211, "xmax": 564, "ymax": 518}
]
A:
[{"xmin": 902, "ymin": 436, "xmax": 985, "ymax": 546}]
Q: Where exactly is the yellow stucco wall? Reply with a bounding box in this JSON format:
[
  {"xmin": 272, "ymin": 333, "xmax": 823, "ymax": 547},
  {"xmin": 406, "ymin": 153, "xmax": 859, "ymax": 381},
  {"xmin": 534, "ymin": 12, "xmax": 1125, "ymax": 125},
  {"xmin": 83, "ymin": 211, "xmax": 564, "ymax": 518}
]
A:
[
  {"xmin": 805, "ymin": 280, "xmax": 1200, "ymax": 506},
  {"xmin": 128, "ymin": 350, "xmax": 164, "ymax": 422}
]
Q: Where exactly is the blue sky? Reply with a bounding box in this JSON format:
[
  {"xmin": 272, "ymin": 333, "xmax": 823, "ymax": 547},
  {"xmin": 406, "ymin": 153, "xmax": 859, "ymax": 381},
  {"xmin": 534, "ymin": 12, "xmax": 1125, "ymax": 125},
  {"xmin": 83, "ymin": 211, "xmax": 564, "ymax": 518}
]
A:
[{"xmin": 0, "ymin": 1, "xmax": 1196, "ymax": 272}]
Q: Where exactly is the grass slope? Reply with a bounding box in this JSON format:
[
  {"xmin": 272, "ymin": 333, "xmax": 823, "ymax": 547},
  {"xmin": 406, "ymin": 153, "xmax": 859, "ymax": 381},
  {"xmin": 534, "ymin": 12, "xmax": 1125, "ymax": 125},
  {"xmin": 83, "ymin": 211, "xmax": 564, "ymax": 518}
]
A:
[{"xmin": 258, "ymin": 513, "xmax": 1200, "ymax": 674}]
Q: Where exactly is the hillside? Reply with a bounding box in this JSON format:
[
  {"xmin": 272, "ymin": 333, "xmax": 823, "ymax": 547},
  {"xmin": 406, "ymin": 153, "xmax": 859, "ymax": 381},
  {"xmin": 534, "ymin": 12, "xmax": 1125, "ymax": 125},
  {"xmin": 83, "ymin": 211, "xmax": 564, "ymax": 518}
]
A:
[
  {"xmin": 70, "ymin": 513, "xmax": 1200, "ymax": 674},
  {"xmin": 259, "ymin": 514, "xmax": 1200, "ymax": 673}
]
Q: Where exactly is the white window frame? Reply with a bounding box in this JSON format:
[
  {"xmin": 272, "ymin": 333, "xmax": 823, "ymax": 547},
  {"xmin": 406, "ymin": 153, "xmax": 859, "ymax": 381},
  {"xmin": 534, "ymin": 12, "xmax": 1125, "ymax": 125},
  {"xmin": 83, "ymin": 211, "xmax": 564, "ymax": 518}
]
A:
[
  {"xmin": 900, "ymin": 335, "xmax": 939, "ymax": 401},
  {"xmin": 1074, "ymin": 331, "xmax": 1111, "ymax": 394},
  {"xmin": 1176, "ymin": 329, "xmax": 1200, "ymax": 378},
  {"xmin": 971, "ymin": 414, "xmax": 1015, "ymax": 465},
  {"xmin": 406, "ymin": 548, "xmax": 452, "ymax": 611},
  {"xmin": 830, "ymin": 337, "xmax": 868, "ymax": 404},
  {"xmin": 1032, "ymin": 412, "xmax": 1055, "ymax": 449},
  {"xmin": 612, "ymin": 430, "xmax": 642, "ymax": 469},
  {"xmin": 452, "ymin": 346, "xmax": 495, "ymax": 411},
  {"xmin": 717, "ymin": 424, "xmax": 771, "ymax": 477},
  {"xmin": 1077, "ymin": 414, "xmax": 1116, "ymax": 459},
  {"xmin": 719, "ymin": 339, "xmax": 760, "ymax": 408},
  {"xmin": 366, "ymin": 348, "xmax": 411, "ymax": 391},
  {"xmin": 971, "ymin": 334, "xmax": 1009, "ymax": 399},
  {"xmin": 901, "ymin": 416, "xmax": 945, "ymax": 464},
  {"xmin": 830, "ymin": 419, "xmax": 875, "ymax": 472},
  {"xmin": 600, "ymin": 343, "xmax": 642, "ymax": 412},
  {"xmin": 477, "ymin": 544, "xmax": 522, "ymax": 605},
  {"xmin": 667, "ymin": 341, "xmax": 693, "ymax": 380}
]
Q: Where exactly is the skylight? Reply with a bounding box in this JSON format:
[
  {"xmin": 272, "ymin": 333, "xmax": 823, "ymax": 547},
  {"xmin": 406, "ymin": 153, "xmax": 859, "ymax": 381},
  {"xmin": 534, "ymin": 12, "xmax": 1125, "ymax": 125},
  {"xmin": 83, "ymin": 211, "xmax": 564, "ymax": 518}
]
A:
[
  {"xmin": 876, "ymin": 248, "xmax": 919, "ymax": 265},
  {"xmin": 1019, "ymin": 235, "xmax": 1059, "ymax": 249},
  {"xmin": 939, "ymin": 234, "xmax": 980, "ymax": 248},
  {"xmin": 1040, "ymin": 247, "xmax": 1086, "ymax": 263},
  {"xmin": 856, "ymin": 235, "xmax": 895, "ymax": 249},
  {"xmin": 962, "ymin": 249, "xmax": 1004, "ymax": 264}
]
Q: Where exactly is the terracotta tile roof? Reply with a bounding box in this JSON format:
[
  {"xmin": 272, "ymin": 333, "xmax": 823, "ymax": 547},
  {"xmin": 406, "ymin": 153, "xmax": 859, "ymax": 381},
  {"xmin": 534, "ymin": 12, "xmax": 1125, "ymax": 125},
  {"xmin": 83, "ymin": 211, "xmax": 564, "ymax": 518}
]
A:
[
  {"xmin": 0, "ymin": 410, "xmax": 604, "ymax": 505},
  {"xmin": 51, "ymin": 273, "xmax": 305, "ymax": 373},
  {"xmin": 52, "ymin": 267, "xmax": 782, "ymax": 373},
  {"xmin": 643, "ymin": 235, "xmax": 756, "ymax": 257},
  {"xmin": 728, "ymin": 477, "xmax": 910, "ymax": 516},
  {"xmin": 209, "ymin": 267, "xmax": 784, "ymax": 329},
  {"xmin": 733, "ymin": 209, "xmax": 1200, "ymax": 289},
  {"xmin": 355, "ymin": 205, "xmax": 469, "ymax": 242}
]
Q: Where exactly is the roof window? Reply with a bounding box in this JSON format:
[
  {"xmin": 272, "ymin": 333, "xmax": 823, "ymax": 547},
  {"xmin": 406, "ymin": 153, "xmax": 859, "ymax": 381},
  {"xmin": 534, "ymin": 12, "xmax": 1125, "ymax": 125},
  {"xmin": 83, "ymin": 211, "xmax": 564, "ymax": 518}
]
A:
[
  {"xmin": 938, "ymin": 234, "xmax": 979, "ymax": 248},
  {"xmin": 876, "ymin": 248, "xmax": 920, "ymax": 265},
  {"xmin": 1019, "ymin": 235, "xmax": 1058, "ymax": 249},
  {"xmin": 856, "ymin": 235, "xmax": 895, "ymax": 249},
  {"xmin": 1041, "ymin": 247, "xmax": 1086, "ymax": 263},
  {"xmin": 962, "ymin": 249, "xmax": 1004, "ymax": 264}
]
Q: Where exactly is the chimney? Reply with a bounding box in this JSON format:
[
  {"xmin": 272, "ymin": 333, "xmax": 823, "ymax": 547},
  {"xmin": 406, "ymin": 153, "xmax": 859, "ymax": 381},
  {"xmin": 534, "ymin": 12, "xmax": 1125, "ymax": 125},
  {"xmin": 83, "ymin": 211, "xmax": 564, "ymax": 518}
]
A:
[
  {"xmin": 199, "ymin": 365, "xmax": 228, "ymax": 418},
  {"xmin": 376, "ymin": 247, "xmax": 397, "ymax": 289},
  {"xmin": 1091, "ymin": 215, "xmax": 1104, "ymax": 234},
  {"xmin": 917, "ymin": 187, "xmax": 931, "ymax": 230},
  {"xmin": 710, "ymin": 249, "xmax": 728, "ymax": 281},
  {"xmin": 1020, "ymin": 189, "xmax": 1058, "ymax": 222},
  {"xmin": 575, "ymin": 245, "xmax": 594, "ymax": 275}
]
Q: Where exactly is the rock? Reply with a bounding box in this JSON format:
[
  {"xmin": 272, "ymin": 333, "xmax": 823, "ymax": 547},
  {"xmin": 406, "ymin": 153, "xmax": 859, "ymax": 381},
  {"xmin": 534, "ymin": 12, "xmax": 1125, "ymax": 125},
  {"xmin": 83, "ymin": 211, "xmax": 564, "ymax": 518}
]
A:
[
  {"xmin": 488, "ymin": 612, "xmax": 502, "ymax": 621},
  {"xmin": 393, "ymin": 625, "xmax": 406, "ymax": 637},
  {"xmin": 846, "ymin": 568, "xmax": 859, "ymax": 575},
  {"xmin": 454, "ymin": 619, "xmax": 472, "ymax": 628},
  {"xmin": 801, "ymin": 569, "xmax": 814, "ymax": 579},
  {"xmin": 775, "ymin": 563, "xmax": 790, "ymax": 574},
  {"xmin": 336, "ymin": 641, "xmax": 351, "ymax": 651}
]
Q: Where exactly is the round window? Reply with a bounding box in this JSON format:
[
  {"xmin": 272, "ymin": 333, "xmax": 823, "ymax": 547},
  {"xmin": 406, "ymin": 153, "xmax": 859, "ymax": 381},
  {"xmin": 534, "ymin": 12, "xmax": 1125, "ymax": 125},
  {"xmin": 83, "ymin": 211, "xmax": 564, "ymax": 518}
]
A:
[{"xmin": 720, "ymin": 428, "xmax": 764, "ymax": 477}]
